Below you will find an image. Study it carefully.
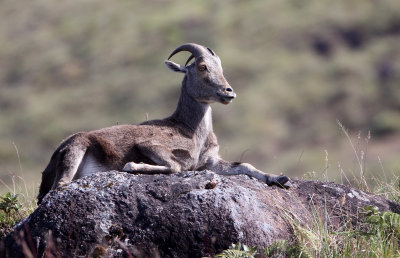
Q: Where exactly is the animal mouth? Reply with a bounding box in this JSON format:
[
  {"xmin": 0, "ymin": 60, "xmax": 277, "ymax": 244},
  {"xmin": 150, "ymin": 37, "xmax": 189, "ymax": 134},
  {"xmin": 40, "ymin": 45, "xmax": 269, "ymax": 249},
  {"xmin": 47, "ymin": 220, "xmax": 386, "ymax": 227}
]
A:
[{"xmin": 217, "ymin": 92, "xmax": 236, "ymax": 104}]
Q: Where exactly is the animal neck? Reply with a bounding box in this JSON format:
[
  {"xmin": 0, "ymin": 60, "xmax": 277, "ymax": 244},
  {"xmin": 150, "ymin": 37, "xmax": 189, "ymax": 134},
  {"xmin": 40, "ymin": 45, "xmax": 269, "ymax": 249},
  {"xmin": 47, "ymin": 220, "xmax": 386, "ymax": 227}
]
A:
[{"xmin": 171, "ymin": 77, "xmax": 213, "ymax": 137}]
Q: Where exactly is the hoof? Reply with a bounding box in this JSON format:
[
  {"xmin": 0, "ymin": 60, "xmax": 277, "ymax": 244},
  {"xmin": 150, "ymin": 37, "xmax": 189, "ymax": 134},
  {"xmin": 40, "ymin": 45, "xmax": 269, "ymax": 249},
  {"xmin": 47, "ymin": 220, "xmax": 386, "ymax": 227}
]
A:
[
  {"xmin": 282, "ymin": 180, "xmax": 292, "ymax": 189},
  {"xmin": 276, "ymin": 175, "xmax": 288, "ymax": 185},
  {"xmin": 272, "ymin": 175, "xmax": 291, "ymax": 188}
]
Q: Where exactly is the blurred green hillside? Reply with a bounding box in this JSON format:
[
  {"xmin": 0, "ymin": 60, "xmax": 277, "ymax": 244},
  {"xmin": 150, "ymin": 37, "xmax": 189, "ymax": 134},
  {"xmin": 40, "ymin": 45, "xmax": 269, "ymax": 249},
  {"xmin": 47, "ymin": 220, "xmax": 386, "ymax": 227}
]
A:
[{"xmin": 1, "ymin": 0, "xmax": 400, "ymax": 191}]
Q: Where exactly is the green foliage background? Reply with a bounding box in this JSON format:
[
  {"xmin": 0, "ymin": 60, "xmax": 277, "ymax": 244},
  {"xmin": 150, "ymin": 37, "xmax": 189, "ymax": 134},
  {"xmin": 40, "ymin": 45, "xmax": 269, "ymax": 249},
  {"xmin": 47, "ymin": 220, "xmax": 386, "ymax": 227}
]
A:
[{"xmin": 1, "ymin": 0, "xmax": 400, "ymax": 190}]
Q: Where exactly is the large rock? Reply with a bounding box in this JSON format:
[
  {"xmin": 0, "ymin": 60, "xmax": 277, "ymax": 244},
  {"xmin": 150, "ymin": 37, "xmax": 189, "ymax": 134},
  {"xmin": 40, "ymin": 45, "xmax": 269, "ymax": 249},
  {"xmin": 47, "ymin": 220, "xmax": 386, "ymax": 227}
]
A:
[{"xmin": 1, "ymin": 170, "xmax": 399, "ymax": 257}]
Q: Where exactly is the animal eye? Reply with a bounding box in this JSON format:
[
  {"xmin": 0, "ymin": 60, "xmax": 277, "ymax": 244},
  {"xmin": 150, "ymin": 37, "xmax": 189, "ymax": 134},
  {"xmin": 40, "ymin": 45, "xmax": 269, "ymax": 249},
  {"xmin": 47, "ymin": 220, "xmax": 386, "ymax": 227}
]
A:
[{"xmin": 198, "ymin": 65, "xmax": 207, "ymax": 71}]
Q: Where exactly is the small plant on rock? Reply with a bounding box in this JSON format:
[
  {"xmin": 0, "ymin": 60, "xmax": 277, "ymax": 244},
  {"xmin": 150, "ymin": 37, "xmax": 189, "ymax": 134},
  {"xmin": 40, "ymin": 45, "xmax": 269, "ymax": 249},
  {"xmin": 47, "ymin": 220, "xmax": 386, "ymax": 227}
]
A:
[
  {"xmin": 0, "ymin": 192, "xmax": 23, "ymax": 238},
  {"xmin": 214, "ymin": 243, "xmax": 258, "ymax": 258},
  {"xmin": 0, "ymin": 192, "xmax": 22, "ymax": 222}
]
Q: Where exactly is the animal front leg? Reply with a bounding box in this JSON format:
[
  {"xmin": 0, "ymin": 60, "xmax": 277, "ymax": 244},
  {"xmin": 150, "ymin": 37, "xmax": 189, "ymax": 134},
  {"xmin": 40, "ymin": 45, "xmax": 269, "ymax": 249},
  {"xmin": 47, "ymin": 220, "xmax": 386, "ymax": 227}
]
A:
[
  {"xmin": 235, "ymin": 163, "xmax": 291, "ymax": 187},
  {"xmin": 208, "ymin": 159, "xmax": 291, "ymax": 188},
  {"xmin": 123, "ymin": 162, "xmax": 174, "ymax": 174},
  {"xmin": 122, "ymin": 144, "xmax": 181, "ymax": 175}
]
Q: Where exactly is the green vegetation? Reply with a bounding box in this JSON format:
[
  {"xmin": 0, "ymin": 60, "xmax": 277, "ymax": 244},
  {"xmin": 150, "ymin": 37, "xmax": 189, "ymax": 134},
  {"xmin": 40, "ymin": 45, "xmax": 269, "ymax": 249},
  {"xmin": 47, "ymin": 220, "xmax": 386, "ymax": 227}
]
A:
[
  {"xmin": 215, "ymin": 206, "xmax": 400, "ymax": 258},
  {"xmin": 0, "ymin": 193, "xmax": 22, "ymax": 220},
  {"xmin": 281, "ymin": 206, "xmax": 400, "ymax": 257},
  {"xmin": 0, "ymin": 192, "xmax": 23, "ymax": 238},
  {"xmin": 0, "ymin": 176, "xmax": 38, "ymax": 238},
  {"xmin": 0, "ymin": 190, "xmax": 36, "ymax": 239},
  {"xmin": 214, "ymin": 243, "xmax": 258, "ymax": 258}
]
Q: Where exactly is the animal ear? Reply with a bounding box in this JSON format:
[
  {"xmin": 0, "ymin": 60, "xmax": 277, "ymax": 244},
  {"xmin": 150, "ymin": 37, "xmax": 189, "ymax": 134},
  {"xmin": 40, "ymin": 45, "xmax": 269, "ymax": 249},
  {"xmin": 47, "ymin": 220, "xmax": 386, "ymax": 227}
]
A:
[{"xmin": 165, "ymin": 60, "xmax": 187, "ymax": 73}]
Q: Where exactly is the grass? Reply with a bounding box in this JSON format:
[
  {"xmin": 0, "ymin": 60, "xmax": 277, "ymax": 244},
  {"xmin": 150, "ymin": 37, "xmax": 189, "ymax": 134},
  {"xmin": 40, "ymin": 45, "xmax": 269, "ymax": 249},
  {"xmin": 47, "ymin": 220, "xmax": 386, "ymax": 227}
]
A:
[
  {"xmin": 214, "ymin": 181, "xmax": 400, "ymax": 258},
  {"xmin": 214, "ymin": 203, "xmax": 400, "ymax": 257},
  {"xmin": 283, "ymin": 205, "xmax": 400, "ymax": 257}
]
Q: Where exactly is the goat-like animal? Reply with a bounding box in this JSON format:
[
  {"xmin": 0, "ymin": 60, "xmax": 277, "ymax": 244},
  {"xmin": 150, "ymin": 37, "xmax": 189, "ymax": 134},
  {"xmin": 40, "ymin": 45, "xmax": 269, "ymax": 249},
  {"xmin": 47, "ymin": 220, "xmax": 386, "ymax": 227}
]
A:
[{"xmin": 37, "ymin": 43, "xmax": 290, "ymax": 204}]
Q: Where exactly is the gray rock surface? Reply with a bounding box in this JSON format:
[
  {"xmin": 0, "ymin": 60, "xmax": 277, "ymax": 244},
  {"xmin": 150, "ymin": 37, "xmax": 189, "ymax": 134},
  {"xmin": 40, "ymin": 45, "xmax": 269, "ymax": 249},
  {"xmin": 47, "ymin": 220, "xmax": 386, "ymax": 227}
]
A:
[{"xmin": 1, "ymin": 170, "xmax": 399, "ymax": 257}]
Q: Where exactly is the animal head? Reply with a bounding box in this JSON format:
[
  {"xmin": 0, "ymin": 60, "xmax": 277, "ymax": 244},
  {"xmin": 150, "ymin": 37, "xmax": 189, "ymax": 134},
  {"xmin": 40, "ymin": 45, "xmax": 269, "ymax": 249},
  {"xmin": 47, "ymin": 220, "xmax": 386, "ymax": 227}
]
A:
[{"xmin": 165, "ymin": 43, "xmax": 236, "ymax": 105}]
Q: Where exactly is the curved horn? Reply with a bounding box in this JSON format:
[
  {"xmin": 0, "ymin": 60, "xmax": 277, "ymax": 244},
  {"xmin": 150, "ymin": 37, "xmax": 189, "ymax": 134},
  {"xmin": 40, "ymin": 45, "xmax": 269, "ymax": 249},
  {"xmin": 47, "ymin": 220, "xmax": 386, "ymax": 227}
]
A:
[
  {"xmin": 184, "ymin": 54, "xmax": 195, "ymax": 66},
  {"xmin": 167, "ymin": 43, "xmax": 205, "ymax": 61}
]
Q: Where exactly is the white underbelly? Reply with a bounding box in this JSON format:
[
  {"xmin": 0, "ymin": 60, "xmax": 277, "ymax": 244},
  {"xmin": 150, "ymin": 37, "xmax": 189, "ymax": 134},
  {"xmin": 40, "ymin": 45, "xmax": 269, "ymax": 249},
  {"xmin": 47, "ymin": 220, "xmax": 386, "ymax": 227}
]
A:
[{"xmin": 74, "ymin": 154, "xmax": 108, "ymax": 180}]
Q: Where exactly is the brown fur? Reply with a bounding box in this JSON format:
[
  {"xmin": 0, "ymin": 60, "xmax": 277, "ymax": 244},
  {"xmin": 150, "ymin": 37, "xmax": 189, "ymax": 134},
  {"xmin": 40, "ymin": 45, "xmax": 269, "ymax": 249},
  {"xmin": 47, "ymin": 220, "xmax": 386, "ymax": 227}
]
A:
[{"xmin": 37, "ymin": 43, "xmax": 290, "ymax": 204}]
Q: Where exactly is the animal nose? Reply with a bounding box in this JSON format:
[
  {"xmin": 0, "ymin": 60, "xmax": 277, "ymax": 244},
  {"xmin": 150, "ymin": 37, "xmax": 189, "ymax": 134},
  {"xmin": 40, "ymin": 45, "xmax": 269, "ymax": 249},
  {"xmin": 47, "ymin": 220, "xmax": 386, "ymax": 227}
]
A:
[{"xmin": 224, "ymin": 87, "xmax": 236, "ymax": 98}]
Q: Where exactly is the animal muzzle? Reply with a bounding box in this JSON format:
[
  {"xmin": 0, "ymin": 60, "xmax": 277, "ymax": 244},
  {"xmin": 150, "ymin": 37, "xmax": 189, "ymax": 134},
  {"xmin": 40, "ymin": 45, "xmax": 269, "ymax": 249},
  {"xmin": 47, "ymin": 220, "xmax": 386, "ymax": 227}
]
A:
[{"xmin": 217, "ymin": 87, "xmax": 236, "ymax": 104}]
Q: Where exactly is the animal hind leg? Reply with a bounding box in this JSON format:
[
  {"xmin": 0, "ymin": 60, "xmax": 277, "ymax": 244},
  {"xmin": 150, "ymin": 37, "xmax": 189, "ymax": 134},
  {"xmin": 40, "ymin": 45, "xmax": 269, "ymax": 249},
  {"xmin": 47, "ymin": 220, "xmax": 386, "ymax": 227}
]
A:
[
  {"xmin": 52, "ymin": 143, "xmax": 87, "ymax": 189},
  {"xmin": 37, "ymin": 141, "xmax": 87, "ymax": 204}
]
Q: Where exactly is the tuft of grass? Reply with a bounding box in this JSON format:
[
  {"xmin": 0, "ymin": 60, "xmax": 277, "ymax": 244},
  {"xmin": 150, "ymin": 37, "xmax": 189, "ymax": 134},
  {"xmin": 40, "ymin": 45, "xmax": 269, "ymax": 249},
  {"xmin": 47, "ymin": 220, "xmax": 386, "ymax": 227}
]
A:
[
  {"xmin": 284, "ymin": 205, "xmax": 400, "ymax": 257},
  {"xmin": 337, "ymin": 120, "xmax": 370, "ymax": 192},
  {"xmin": 217, "ymin": 206, "xmax": 400, "ymax": 257},
  {"xmin": 216, "ymin": 176, "xmax": 400, "ymax": 258}
]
